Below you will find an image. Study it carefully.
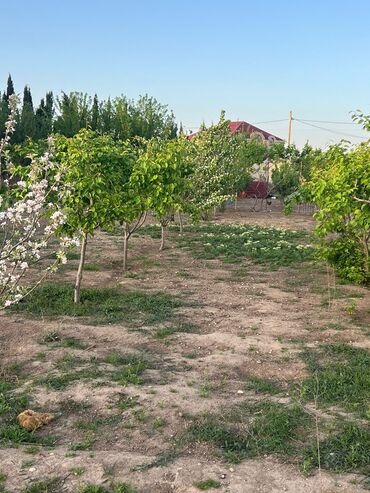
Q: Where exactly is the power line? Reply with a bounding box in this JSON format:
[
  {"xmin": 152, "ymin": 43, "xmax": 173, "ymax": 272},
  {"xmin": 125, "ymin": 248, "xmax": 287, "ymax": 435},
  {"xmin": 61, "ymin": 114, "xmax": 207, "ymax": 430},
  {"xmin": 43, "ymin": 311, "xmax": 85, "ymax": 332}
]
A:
[
  {"xmin": 252, "ymin": 119, "xmax": 287, "ymax": 124},
  {"xmin": 294, "ymin": 118, "xmax": 367, "ymax": 139},
  {"xmin": 297, "ymin": 118, "xmax": 357, "ymax": 125}
]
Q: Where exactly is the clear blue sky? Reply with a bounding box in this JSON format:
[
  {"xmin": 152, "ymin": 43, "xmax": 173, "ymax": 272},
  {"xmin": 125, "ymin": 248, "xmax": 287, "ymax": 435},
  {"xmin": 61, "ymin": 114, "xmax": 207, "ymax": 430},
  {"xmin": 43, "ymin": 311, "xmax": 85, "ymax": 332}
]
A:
[{"xmin": 1, "ymin": 0, "xmax": 369, "ymax": 147}]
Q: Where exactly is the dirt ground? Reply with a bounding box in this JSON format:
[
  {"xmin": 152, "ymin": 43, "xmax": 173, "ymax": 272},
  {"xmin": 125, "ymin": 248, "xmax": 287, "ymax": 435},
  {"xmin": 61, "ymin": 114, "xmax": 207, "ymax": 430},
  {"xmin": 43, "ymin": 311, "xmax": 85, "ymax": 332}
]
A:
[{"xmin": 0, "ymin": 199, "xmax": 369, "ymax": 493}]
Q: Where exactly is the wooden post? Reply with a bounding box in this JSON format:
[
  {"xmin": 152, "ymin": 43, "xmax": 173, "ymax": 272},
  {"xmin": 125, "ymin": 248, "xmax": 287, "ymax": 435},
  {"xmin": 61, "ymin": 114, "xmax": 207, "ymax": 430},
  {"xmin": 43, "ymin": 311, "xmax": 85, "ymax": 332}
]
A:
[{"xmin": 287, "ymin": 111, "xmax": 293, "ymax": 146}]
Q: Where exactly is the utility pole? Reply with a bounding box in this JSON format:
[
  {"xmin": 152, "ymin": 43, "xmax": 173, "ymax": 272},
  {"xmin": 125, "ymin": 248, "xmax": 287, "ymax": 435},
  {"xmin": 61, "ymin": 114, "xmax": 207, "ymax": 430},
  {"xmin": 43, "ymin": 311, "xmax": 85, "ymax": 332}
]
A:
[{"xmin": 287, "ymin": 110, "xmax": 293, "ymax": 145}]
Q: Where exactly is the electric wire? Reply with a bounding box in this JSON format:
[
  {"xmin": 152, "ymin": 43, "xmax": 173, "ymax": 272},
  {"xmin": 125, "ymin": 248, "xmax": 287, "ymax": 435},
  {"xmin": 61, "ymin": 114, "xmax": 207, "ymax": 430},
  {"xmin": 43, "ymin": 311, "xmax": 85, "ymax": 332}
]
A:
[{"xmin": 294, "ymin": 118, "xmax": 366, "ymax": 139}]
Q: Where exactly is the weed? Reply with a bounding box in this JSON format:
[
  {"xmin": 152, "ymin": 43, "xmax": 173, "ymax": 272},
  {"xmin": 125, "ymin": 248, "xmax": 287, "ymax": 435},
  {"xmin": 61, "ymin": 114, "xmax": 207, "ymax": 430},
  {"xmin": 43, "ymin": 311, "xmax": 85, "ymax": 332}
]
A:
[
  {"xmin": 80, "ymin": 483, "xmax": 141, "ymax": 493},
  {"xmin": 133, "ymin": 450, "xmax": 179, "ymax": 471},
  {"xmin": 70, "ymin": 467, "xmax": 85, "ymax": 476},
  {"xmin": 69, "ymin": 431, "xmax": 95, "ymax": 451},
  {"xmin": 153, "ymin": 322, "xmax": 199, "ymax": 340},
  {"xmin": 245, "ymin": 375, "xmax": 284, "ymax": 395},
  {"xmin": 24, "ymin": 446, "xmax": 40, "ymax": 454},
  {"xmin": 84, "ymin": 264, "xmax": 102, "ymax": 272},
  {"xmin": 194, "ymin": 479, "xmax": 221, "ymax": 490},
  {"xmin": 21, "ymin": 459, "xmax": 36, "ymax": 469},
  {"xmin": 115, "ymin": 394, "xmax": 139, "ymax": 411},
  {"xmin": 186, "ymin": 401, "xmax": 312, "ymax": 463},
  {"xmin": 22, "ymin": 477, "xmax": 62, "ymax": 493},
  {"xmin": 299, "ymin": 343, "xmax": 370, "ymax": 417},
  {"xmin": 302, "ymin": 422, "xmax": 370, "ymax": 475}
]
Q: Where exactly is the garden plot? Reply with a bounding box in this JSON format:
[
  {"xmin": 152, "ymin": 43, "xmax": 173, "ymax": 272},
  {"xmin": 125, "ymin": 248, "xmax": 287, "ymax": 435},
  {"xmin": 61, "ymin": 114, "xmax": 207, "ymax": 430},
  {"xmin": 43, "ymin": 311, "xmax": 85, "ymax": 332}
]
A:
[{"xmin": 0, "ymin": 207, "xmax": 369, "ymax": 493}]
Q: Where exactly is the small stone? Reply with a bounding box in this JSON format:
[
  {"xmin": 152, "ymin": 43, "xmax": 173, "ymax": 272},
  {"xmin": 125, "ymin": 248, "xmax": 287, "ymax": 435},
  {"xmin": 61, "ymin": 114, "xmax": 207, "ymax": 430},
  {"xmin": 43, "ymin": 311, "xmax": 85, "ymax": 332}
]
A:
[
  {"xmin": 29, "ymin": 467, "xmax": 36, "ymax": 472},
  {"xmin": 237, "ymin": 390, "xmax": 244, "ymax": 395},
  {"xmin": 229, "ymin": 467, "xmax": 234, "ymax": 472}
]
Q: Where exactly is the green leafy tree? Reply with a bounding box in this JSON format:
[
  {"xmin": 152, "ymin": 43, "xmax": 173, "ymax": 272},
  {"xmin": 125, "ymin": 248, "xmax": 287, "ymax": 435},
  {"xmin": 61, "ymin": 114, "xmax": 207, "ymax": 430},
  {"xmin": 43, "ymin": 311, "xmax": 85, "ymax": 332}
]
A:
[
  {"xmin": 132, "ymin": 137, "xmax": 191, "ymax": 250},
  {"xmin": 306, "ymin": 141, "xmax": 370, "ymax": 284},
  {"xmin": 112, "ymin": 96, "xmax": 131, "ymax": 140},
  {"xmin": 129, "ymin": 95, "xmax": 177, "ymax": 139},
  {"xmin": 54, "ymin": 92, "xmax": 91, "ymax": 137},
  {"xmin": 54, "ymin": 129, "xmax": 132, "ymax": 302}
]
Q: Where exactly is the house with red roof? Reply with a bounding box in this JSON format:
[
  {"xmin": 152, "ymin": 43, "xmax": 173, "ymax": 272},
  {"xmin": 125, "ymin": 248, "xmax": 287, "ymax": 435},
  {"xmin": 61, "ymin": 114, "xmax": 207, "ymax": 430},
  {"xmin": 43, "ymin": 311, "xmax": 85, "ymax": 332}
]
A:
[
  {"xmin": 188, "ymin": 121, "xmax": 284, "ymax": 199},
  {"xmin": 188, "ymin": 120, "xmax": 284, "ymax": 143}
]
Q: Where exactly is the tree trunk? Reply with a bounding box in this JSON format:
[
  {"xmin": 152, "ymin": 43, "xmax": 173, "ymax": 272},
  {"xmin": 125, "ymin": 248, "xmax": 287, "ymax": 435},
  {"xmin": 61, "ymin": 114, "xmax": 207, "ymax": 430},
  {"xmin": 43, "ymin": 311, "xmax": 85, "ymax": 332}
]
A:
[
  {"xmin": 234, "ymin": 194, "xmax": 238, "ymax": 210},
  {"xmin": 160, "ymin": 224, "xmax": 166, "ymax": 251},
  {"xmin": 123, "ymin": 223, "xmax": 129, "ymax": 272},
  {"xmin": 362, "ymin": 234, "xmax": 369, "ymax": 274},
  {"xmin": 178, "ymin": 211, "xmax": 183, "ymax": 235},
  {"xmin": 74, "ymin": 232, "xmax": 88, "ymax": 304}
]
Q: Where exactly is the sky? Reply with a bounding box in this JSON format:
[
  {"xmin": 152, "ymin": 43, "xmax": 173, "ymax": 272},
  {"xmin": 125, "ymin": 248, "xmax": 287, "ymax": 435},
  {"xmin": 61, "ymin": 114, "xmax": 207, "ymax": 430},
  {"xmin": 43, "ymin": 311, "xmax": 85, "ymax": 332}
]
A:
[{"xmin": 1, "ymin": 0, "xmax": 370, "ymax": 147}]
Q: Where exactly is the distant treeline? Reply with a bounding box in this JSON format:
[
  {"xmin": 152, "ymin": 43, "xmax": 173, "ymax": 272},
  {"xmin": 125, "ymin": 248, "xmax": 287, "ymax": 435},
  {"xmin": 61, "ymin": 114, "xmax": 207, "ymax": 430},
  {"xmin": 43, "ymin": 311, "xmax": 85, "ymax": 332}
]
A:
[{"xmin": 0, "ymin": 75, "xmax": 178, "ymax": 143}]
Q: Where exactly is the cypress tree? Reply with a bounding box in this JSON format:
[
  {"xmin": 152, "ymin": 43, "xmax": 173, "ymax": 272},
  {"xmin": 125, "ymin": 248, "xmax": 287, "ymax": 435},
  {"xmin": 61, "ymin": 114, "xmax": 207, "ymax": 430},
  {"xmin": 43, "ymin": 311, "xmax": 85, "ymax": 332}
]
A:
[
  {"xmin": 6, "ymin": 74, "xmax": 14, "ymax": 101},
  {"xmin": 91, "ymin": 94, "xmax": 99, "ymax": 131},
  {"xmin": 19, "ymin": 85, "xmax": 35, "ymax": 140}
]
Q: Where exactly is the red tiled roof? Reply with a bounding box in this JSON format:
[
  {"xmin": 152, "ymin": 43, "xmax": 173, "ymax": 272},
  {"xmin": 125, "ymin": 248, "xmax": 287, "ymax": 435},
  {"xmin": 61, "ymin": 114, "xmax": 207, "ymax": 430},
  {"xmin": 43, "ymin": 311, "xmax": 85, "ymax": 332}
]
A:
[{"xmin": 188, "ymin": 121, "xmax": 283, "ymax": 142}]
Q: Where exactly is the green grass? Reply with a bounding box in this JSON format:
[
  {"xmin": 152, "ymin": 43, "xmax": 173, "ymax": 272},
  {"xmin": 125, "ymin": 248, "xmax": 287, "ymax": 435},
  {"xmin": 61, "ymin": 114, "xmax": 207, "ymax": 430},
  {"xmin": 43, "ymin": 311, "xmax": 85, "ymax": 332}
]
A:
[
  {"xmin": 0, "ymin": 378, "xmax": 57, "ymax": 448},
  {"xmin": 12, "ymin": 284, "xmax": 187, "ymax": 326},
  {"xmin": 140, "ymin": 223, "xmax": 314, "ymax": 267},
  {"xmin": 153, "ymin": 322, "xmax": 200, "ymax": 339},
  {"xmin": 186, "ymin": 400, "xmax": 312, "ymax": 463},
  {"xmin": 194, "ymin": 479, "xmax": 221, "ymax": 490},
  {"xmin": 115, "ymin": 394, "xmax": 139, "ymax": 411},
  {"xmin": 245, "ymin": 375, "xmax": 285, "ymax": 395},
  {"xmin": 38, "ymin": 352, "xmax": 149, "ymax": 390},
  {"xmin": 133, "ymin": 450, "xmax": 179, "ymax": 471},
  {"xmin": 299, "ymin": 343, "xmax": 370, "ymax": 418},
  {"xmin": 302, "ymin": 422, "xmax": 370, "ymax": 475},
  {"xmin": 69, "ymin": 431, "xmax": 95, "ymax": 451},
  {"xmin": 80, "ymin": 482, "xmax": 141, "ymax": 493},
  {"xmin": 84, "ymin": 264, "xmax": 102, "ymax": 272},
  {"xmin": 21, "ymin": 477, "xmax": 62, "ymax": 493},
  {"xmin": 70, "ymin": 467, "xmax": 85, "ymax": 476}
]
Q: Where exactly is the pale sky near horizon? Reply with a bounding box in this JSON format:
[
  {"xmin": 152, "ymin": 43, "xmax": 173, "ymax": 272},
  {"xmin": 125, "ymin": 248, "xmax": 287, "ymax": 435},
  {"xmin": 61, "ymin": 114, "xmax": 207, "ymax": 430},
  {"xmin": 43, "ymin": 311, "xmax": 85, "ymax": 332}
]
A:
[{"xmin": 1, "ymin": 0, "xmax": 370, "ymax": 147}]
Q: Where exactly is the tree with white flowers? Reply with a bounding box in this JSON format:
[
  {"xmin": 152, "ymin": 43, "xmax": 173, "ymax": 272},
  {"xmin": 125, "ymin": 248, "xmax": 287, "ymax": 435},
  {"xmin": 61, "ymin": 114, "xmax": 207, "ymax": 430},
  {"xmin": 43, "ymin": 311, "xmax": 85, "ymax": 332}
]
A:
[{"xmin": 0, "ymin": 95, "xmax": 76, "ymax": 309}]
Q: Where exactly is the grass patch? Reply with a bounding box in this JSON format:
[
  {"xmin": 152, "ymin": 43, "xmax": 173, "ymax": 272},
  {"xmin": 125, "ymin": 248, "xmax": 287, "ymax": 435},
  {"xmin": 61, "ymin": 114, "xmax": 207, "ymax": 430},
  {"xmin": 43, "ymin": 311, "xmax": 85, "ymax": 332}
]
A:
[
  {"xmin": 299, "ymin": 343, "xmax": 370, "ymax": 418},
  {"xmin": 194, "ymin": 479, "xmax": 221, "ymax": 490},
  {"xmin": 84, "ymin": 264, "xmax": 102, "ymax": 272},
  {"xmin": 245, "ymin": 375, "xmax": 285, "ymax": 395},
  {"xmin": 80, "ymin": 483, "xmax": 141, "ymax": 493},
  {"xmin": 38, "ymin": 352, "xmax": 149, "ymax": 391},
  {"xmin": 22, "ymin": 477, "xmax": 62, "ymax": 493},
  {"xmin": 133, "ymin": 449, "xmax": 179, "ymax": 471},
  {"xmin": 302, "ymin": 422, "xmax": 370, "ymax": 475},
  {"xmin": 153, "ymin": 322, "xmax": 200, "ymax": 340},
  {"xmin": 12, "ymin": 284, "xmax": 187, "ymax": 326},
  {"xmin": 186, "ymin": 400, "xmax": 312, "ymax": 463},
  {"xmin": 0, "ymin": 378, "xmax": 57, "ymax": 448}
]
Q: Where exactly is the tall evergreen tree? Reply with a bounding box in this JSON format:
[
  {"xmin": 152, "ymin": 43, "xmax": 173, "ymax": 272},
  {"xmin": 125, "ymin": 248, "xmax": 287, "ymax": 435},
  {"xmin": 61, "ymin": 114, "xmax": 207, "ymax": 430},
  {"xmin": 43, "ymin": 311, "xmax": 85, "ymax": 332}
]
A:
[
  {"xmin": 0, "ymin": 93, "xmax": 8, "ymax": 139},
  {"xmin": 19, "ymin": 85, "xmax": 35, "ymax": 140},
  {"xmin": 34, "ymin": 92, "xmax": 54, "ymax": 139},
  {"xmin": 6, "ymin": 74, "xmax": 14, "ymax": 101},
  {"xmin": 91, "ymin": 94, "xmax": 100, "ymax": 131}
]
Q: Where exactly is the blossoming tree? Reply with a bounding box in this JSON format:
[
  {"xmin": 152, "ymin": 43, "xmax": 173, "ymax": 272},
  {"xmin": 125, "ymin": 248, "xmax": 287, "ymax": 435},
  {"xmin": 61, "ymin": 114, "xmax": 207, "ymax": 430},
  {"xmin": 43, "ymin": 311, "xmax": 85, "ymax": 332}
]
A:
[{"xmin": 0, "ymin": 95, "xmax": 75, "ymax": 308}]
